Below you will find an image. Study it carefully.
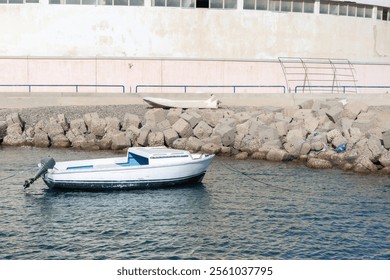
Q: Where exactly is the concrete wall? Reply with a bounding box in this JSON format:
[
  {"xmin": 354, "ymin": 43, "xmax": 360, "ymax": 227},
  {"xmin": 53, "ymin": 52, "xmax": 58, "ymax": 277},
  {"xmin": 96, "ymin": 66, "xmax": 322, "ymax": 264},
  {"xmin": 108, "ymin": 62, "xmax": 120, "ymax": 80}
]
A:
[{"xmin": 0, "ymin": 5, "xmax": 389, "ymax": 93}]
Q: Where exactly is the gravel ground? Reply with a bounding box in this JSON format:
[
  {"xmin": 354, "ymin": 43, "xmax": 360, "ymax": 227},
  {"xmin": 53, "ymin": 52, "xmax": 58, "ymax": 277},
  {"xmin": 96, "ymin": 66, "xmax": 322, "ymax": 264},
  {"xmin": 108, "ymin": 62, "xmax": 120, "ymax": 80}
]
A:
[{"xmin": 0, "ymin": 104, "xmax": 388, "ymax": 126}]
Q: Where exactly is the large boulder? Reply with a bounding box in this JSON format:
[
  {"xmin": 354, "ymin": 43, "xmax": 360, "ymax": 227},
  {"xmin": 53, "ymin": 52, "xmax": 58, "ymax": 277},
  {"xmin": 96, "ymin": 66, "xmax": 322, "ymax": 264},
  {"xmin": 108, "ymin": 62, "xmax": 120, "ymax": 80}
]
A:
[
  {"xmin": 148, "ymin": 131, "xmax": 165, "ymax": 147},
  {"xmin": 70, "ymin": 118, "xmax": 87, "ymax": 136},
  {"xmin": 383, "ymin": 130, "xmax": 390, "ymax": 149},
  {"xmin": 90, "ymin": 117, "xmax": 107, "ymax": 137},
  {"xmin": 201, "ymin": 143, "xmax": 221, "ymax": 154},
  {"xmin": 122, "ymin": 113, "xmax": 140, "ymax": 130},
  {"xmin": 306, "ymin": 158, "xmax": 333, "ymax": 169},
  {"xmin": 172, "ymin": 118, "xmax": 193, "ymax": 138},
  {"xmin": 163, "ymin": 128, "xmax": 179, "ymax": 147},
  {"xmin": 0, "ymin": 121, "xmax": 8, "ymax": 141},
  {"xmin": 212, "ymin": 123, "xmax": 236, "ymax": 147},
  {"xmin": 144, "ymin": 108, "xmax": 166, "ymax": 124},
  {"xmin": 193, "ymin": 121, "xmax": 213, "ymax": 139},
  {"xmin": 180, "ymin": 112, "xmax": 201, "ymax": 128},
  {"xmin": 83, "ymin": 112, "xmax": 99, "ymax": 131},
  {"xmin": 111, "ymin": 132, "xmax": 131, "ymax": 150},
  {"xmin": 3, "ymin": 123, "xmax": 26, "ymax": 146},
  {"xmin": 186, "ymin": 136, "xmax": 203, "ymax": 152},
  {"xmin": 353, "ymin": 156, "xmax": 377, "ymax": 173},
  {"xmin": 166, "ymin": 108, "xmax": 182, "ymax": 125},
  {"xmin": 266, "ymin": 148, "xmax": 288, "ymax": 162}
]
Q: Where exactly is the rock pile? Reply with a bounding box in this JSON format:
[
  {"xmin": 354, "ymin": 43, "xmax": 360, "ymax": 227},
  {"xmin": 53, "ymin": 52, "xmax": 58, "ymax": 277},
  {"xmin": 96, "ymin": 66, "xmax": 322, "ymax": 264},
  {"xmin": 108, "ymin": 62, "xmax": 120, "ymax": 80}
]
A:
[{"xmin": 1, "ymin": 99, "xmax": 389, "ymax": 174}]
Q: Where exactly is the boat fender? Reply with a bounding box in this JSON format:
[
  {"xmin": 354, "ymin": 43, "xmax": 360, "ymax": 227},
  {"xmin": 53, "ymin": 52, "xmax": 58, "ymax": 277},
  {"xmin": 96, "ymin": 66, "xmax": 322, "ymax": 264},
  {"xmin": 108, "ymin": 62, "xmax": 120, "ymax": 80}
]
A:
[{"xmin": 23, "ymin": 156, "xmax": 56, "ymax": 189}]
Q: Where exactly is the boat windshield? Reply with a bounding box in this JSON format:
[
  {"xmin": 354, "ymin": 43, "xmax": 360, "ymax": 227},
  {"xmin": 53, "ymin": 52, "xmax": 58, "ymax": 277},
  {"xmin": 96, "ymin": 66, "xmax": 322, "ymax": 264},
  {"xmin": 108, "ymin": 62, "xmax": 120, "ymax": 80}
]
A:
[{"xmin": 117, "ymin": 152, "xmax": 149, "ymax": 166}]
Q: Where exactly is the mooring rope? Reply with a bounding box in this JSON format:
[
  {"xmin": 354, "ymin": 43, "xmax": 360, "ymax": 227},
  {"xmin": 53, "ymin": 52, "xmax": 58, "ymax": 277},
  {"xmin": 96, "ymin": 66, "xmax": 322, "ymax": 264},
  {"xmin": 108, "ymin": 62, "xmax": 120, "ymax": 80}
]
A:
[
  {"xmin": 218, "ymin": 160, "xmax": 292, "ymax": 192},
  {"xmin": 0, "ymin": 166, "xmax": 36, "ymax": 182}
]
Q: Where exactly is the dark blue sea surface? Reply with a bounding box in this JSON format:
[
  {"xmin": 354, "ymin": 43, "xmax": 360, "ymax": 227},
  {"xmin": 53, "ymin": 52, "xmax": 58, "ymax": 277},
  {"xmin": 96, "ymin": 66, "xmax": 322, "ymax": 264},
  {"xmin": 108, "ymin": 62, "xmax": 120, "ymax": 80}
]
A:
[{"xmin": 0, "ymin": 146, "xmax": 389, "ymax": 260}]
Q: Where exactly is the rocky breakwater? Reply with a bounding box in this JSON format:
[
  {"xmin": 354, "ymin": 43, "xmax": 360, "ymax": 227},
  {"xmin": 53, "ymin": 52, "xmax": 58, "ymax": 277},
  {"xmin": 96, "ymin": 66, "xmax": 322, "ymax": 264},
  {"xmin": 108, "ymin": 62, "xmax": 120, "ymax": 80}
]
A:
[{"xmin": 1, "ymin": 100, "xmax": 390, "ymax": 175}]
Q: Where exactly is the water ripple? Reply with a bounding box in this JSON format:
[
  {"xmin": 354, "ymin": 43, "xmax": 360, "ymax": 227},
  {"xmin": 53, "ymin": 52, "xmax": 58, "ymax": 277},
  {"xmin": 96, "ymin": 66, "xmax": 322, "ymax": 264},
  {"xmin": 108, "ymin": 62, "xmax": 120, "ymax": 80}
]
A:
[{"xmin": 0, "ymin": 146, "xmax": 389, "ymax": 259}]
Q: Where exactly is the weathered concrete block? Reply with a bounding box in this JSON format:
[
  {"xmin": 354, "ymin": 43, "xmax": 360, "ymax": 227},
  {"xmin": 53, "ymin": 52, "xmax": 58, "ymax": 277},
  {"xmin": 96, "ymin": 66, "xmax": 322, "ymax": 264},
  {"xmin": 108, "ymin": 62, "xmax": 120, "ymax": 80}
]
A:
[
  {"xmin": 6, "ymin": 123, "xmax": 22, "ymax": 136},
  {"xmin": 57, "ymin": 114, "xmax": 69, "ymax": 131},
  {"xmin": 311, "ymin": 141, "xmax": 326, "ymax": 151},
  {"xmin": 262, "ymin": 139, "xmax": 283, "ymax": 150},
  {"xmin": 354, "ymin": 155, "xmax": 377, "ymax": 173},
  {"xmin": 266, "ymin": 148, "xmax": 288, "ymax": 162},
  {"xmin": 182, "ymin": 111, "xmax": 201, "ymax": 128},
  {"xmin": 70, "ymin": 119, "xmax": 87, "ymax": 136},
  {"xmin": 80, "ymin": 134, "xmax": 99, "ymax": 150},
  {"xmin": 235, "ymin": 152, "xmax": 249, "ymax": 160},
  {"xmin": 97, "ymin": 133, "xmax": 113, "ymax": 150},
  {"xmin": 340, "ymin": 102, "xmax": 367, "ymax": 119},
  {"xmin": 156, "ymin": 119, "xmax": 171, "ymax": 132},
  {"xmin": 123, "ymin": 113, "xmax": 140, "ymax": 129},
  {"xmin": 172, "ymin": 138, "xmax": 188, "ymax": 150},
  {"xmin": 44, "ymin": 120, "xmax": 64, "ymax": 139},
  {"xmin": 298, "ymin": 99, "xmax": 314, "ymax": 109},
  {"xmin": 304, "ymin": 117, "xmax": 319, "ymax": 133},
  {"xmin": 201, "ymin": 143, "xmax": 221, "ymax": 154},
  {"xmin": 284, "ymin": 139, "xmax": 311, "ymax": 155},
  {"xmin": 186, "ymin": 136, "xmax": 203, "ymax": 152},
  {"xmin": 352, "ymin": 119, "xmax": 375, "ymax": 134},
  {"xmin": 326, "ymin": 129, "xmax": 343, "ymax": 143},
  {"xmin": 193, "ymin": 121, "xmax": 213, "ymax": 139},
  {"xmin": 163, "ymin": 128, "xmax": 179, "ymax": 147},
  {"xmin": 286, "ymin": 128, "xmax": 306, "ymax": 142},
  {"xmin": 233, "ymin": 112, "xmax": 251, "ymax": 124},
  {"xmin": 325, "ymin": 106, "xmax": 344, "ymax": 123},
  {"xmin": 144, "ymin": 108, "xmax": 166, "ymax": 124},
  {"xmin": 332, "ymin": 135, "xmax": 348, "ymax": 148},
  {"xmin": 0, "ymin": 121, "xmax": 7, "ymax": 140},
  {"xmin": 90, "ymin": 118, "xmax": 107, "ymax": 137},
  {"xmin": 293, "ymin": 109, "xmax": 314, "ymax": 120},
  {"xmin": 257, "ymin": 112, "xmax": 274, "ymax": 125},
  {"xmin": 166, "ymin": 108, "xmax": 183, "ymax": 125},
  {"xmin": 172, "ymin": 118, "xmax": 193, "ymax": 138},
  {"xmin": 33, "ymin": 131, "xmax": 50, "ymax": 148},
  {"xmin": 137, "ymin": 127, "xmax": 151, "ymax": 146},
  {"xmin": 236, "ymin": 120, "xmax": 250, "ymax": 135},
  {"xmin": 6, "ymin": 112, "xmax": 23, "ymax": 127},
  {"xmin": 105, "ymin": 117, "xmax": 121, "ymax": 132},
  {"xmin": 83, "ymin": 112, "xmax": 99, "ymax": 130},
  {"xmin": 379, "ymin": 150, "xmax": 390, "ymax": 167},
  {"xmin": 273, "ymin": 121, "xmax": 288, "ymax": 137},
  {"xmin": 199, "ymin": 109, "xmax": 221, "ymax": 128},
  {"xmin": 111, "ymin": 132, "xmax": 131, "ymax": 150},
  {"xmin": 203, "ymin": 135, "xmax": 222, "ymax": 146},
  {"xmin": 306, "ymin": 158, "xmax": 333, "ymax": 169},
  {"xmin": 51, "ymin": 134, "xmax": 70, "ymax": 148},
  {"xmin": 258, "ymin": 125, "xmax": 279, "ymax": 142},
  {"xmin": 283, "ymin": 106, "xmax": 300, "ymax": 118},
  {"xmin": 383, "ymin": 130, "xmax": 390, "ymax": 149},
  {"xmin": 148, "ymin": 131, "xmax": 165, "ymax": 147},
  {"xmin": 340, "ymin": 118, "xmax": 353, "ymax": 131},
  {"xmin": 212, "ymin": 124, "xmax": 236, "ymax": 147}
]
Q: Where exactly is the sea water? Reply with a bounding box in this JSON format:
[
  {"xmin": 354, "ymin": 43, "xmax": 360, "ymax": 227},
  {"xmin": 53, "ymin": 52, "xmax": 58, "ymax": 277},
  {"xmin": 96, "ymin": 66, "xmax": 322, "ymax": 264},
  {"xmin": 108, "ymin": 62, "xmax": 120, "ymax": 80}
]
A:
[{"xmin": 0, "ymin": 146, "xmax": 389, "ymax": 260}]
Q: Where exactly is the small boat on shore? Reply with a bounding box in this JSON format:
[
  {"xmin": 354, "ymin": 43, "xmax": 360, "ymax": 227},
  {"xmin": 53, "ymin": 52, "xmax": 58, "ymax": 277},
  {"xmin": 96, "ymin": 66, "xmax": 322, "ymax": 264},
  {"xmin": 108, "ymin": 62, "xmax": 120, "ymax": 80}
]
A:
[
  {"xmin": 143, "ymin": 95, "xmax": 220, "ymax": 109},
  {"xmin": 24, "ymin": 147, "xmax": 214, "ymax": 191}
]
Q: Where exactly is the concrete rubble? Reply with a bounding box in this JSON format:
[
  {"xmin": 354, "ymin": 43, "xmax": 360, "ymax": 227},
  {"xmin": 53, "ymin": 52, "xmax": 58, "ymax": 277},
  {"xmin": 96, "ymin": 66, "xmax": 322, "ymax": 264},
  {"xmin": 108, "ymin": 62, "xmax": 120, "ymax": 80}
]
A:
[{"xmin": 1, "ymin": 99, "xmax": 389, "ymax": 175}]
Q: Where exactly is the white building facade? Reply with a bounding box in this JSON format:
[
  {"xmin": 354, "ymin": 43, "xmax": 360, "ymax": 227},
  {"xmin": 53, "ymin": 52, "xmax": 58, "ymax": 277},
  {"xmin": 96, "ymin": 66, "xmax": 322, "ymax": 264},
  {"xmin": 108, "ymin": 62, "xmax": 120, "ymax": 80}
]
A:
[{"xmin": 0, "ymin": 0, "xmax": 389, "ymax": 94}]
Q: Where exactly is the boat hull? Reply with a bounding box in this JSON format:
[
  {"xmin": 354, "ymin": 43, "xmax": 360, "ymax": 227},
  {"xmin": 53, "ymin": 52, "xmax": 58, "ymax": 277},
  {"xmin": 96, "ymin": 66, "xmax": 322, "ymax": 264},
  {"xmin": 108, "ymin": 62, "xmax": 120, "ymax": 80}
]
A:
[
  {"xmin": 43, "ymin": 171, "xmax": 206, "ymax": 191},
  {"xmin": 41, "ymin": 153, "xmax": 214, "ymax": 191}
]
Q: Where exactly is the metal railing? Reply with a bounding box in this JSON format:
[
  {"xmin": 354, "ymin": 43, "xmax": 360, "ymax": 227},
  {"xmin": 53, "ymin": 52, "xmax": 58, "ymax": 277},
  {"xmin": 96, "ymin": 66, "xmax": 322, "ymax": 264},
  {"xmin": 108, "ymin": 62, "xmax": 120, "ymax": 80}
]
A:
[
  {"xmin": 135, "ymin": 84, "xmax": 286, "ymax": 94},
  {"xmin": 0, "ymin": 84, "xmax": 126, "ymax": 93},
  {"xmin": 294, "ymin": 85, "xmax": 390, "ymax": 94}
]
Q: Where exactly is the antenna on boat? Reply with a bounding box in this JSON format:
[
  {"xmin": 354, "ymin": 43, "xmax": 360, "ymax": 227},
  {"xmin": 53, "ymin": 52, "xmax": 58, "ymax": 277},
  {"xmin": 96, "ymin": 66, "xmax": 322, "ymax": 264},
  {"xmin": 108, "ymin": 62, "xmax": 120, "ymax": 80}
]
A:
[{"xmin": 23, "ymin": 156, "xmax": 56, "ymax": 189}]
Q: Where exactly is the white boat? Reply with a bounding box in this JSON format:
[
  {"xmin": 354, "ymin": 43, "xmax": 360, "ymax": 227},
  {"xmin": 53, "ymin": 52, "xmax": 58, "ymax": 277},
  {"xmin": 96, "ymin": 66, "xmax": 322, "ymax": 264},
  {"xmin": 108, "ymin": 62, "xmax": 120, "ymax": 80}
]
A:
[
  {"xmin": 143, "ymin": 95, "xmax": 220, "ymax": 109},
  {"xmin": 24, "ymin": 147, "xmax": 214, "ymax": 191}
]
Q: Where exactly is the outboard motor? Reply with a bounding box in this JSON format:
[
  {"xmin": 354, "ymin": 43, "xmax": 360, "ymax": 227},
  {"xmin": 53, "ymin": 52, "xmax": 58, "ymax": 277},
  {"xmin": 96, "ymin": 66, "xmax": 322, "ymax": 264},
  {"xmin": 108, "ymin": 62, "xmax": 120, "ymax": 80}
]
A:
[{"xmin": 24, "ymin": 156, "xmax": 56, "ymax": 189}]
